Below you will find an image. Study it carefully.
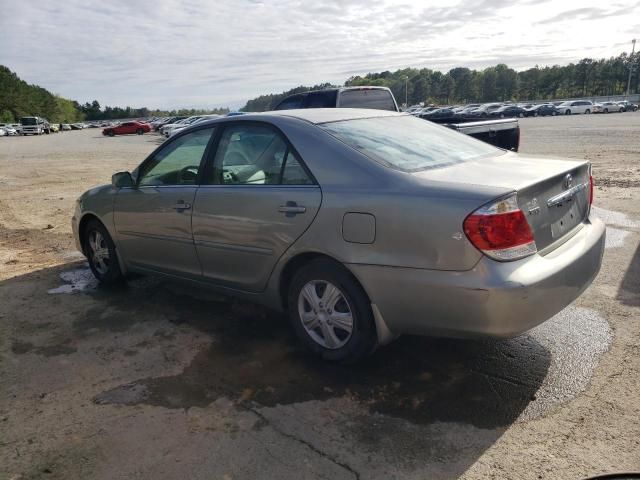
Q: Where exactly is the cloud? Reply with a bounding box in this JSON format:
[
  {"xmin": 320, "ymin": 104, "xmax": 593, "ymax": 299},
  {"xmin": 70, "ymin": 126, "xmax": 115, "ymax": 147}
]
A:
[{"xmin": 0, "ymin": 0, "xmax": 637, "ymax": 109}]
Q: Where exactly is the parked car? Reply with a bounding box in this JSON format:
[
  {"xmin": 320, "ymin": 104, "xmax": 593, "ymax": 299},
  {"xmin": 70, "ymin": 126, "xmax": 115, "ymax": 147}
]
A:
[
  {"xmin": 0, "ymin": 127, "xmax": 6, "ymax": 136},
  {"xmin": 489, "ymin": 105, "xmax": 526, "ymax": 118},
  {"xmin": 419, "ymin": 108, "xmax": 458, "ymax": 122},
  {"xmin": 593, "ymin": 102, "xmax": 624, "ymax": 114},
  {"xmin": 0, "ymin": 124, "xmax": 19, "ymax": 135},
  {"xmin": 464, "ymin": 103, "xmax": 503, "ymax": 118},
  {"xmin": 62, "ymin": 124, "xmax": 72, "ymax": 131},
  {"xmin": 524, "ymin": 104, "xmax": 558, "ymax": 117},
  {"xmin": 169, "ymin": 114, "xmax": 223, "ymax": 137},
  {"xmin": 556, "ymin": 100, "xmax": 593, "ymax": 115},
  {"xmin": 274, "ymin": 86, "xmax": 399, "ymax": 112},
  {"xmin": 102, "ymin": 121, "xmax": 151, "ymax": 137},
  {"xmin": 616, "ymin": 100, "xmax": 638, "ymax": 112},
  {"xmin": 161, "ymin": 116, "xmax": 204, "ymax": 137},
  {"xmin": 72, "ymin": 108, "xmax": 604, "ymax": 362}
]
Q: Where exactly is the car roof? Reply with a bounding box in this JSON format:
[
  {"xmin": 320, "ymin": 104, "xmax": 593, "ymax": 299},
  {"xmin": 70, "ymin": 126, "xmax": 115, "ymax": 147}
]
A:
[{"xmin": 197, "ymin": 108, "xmax": 403, "ymax": 126}]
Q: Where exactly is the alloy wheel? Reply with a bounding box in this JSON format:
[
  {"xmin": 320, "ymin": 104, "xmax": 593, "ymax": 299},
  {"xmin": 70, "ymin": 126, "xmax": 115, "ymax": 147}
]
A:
[
  {"xmin": 88, "ymin": 230, "xmax": 110, "ymax": 275},
  {"xmin": 298, "ymin": 280, "xmax": 353, "ymax": 349}
]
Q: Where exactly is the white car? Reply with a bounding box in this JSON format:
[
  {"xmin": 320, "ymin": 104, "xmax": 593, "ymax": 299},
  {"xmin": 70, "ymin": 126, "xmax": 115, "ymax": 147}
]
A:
[
  {"xmin": 160, "ymin": 116, "xmax": 203, "ymax": 137},
  {"xmin": 168, "ymin": 114, "xmax": 223, "ymax": 137},
  {"xmin": 556, "ymin": 100, "xmax": 593, "ymax": 115},
  {"xmin": 593, "ymin": 102, "xmax": 624, "ymax": 114},
  {"xmin": 0, "ymin": 124, "xmax": 18, "ymax": 135}
]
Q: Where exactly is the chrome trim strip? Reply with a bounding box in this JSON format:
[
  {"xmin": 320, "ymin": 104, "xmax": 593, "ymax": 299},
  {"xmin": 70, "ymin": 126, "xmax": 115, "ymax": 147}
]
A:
[
  {"xmin": 118, "ymin": 230, "xmax": 194, "ymax": 245},
  {"xmin": 546, "ymin": 182, "xmax": 588, "ymax": 208}
]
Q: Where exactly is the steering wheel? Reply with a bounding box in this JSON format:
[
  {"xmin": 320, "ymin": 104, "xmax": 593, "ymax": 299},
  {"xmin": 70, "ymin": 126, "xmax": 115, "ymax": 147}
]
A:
[
  {"xmin": 177, "ymin": 165, "xmax": 198, "ymax": 184},
  {"xmin": 222, "ymin": 170, "xmax": 239, "ymax": 183}
]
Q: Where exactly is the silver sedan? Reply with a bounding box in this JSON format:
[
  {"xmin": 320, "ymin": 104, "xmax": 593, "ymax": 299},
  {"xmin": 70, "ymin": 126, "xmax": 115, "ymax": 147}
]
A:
[{"xmin": 72, "ymin": 109, "xmax": 605, "ymax": 362}]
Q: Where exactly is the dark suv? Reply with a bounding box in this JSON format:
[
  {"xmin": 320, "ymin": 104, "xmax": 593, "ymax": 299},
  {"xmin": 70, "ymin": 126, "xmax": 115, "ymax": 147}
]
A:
[{"xmin": 274, "ymin": 87, "xmax": 399, "ymax": 112}]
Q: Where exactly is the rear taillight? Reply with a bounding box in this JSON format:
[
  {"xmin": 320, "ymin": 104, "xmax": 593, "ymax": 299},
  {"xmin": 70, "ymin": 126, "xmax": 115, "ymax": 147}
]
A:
[{"xmin": 463, "ymin": 193, "xmax": 537, "ymax": 261}]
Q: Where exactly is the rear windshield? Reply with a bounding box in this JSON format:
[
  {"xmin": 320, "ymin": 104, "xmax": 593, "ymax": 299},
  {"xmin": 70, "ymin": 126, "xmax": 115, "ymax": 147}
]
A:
[
  {"xmin": 338, "ymin": 89, "xmax": 397, "ymax": 111},
  {"xmin": 320, "ymin": 115, "xmax": 501, "ymax": 172}
]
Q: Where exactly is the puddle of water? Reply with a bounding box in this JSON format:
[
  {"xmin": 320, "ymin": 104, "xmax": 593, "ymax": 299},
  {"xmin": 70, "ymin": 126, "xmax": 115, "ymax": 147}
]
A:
[
  {"xmin": 48, "ymin": 265, "xmax": 98, "ymax": 294},
  {"xmin": 88, "ymin": 278, "xmax": 613, "ymax": 428}
]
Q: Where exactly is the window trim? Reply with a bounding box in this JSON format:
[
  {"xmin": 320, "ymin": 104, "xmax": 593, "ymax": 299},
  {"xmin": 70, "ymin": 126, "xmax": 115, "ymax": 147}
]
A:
[
  {"xmin": 134, "ymin": 124, "xmax": 219, "ymax": 188},
  {"xmin": 200, "ymin": 120, "xmax": 318, "ymax": 187}
]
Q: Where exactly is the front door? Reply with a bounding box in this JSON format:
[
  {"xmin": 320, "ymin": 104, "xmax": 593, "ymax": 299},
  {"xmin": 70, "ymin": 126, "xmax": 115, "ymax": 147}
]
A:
[
  {"xmin": 192, "ymin": 122, "xmax": 321, "ymax": 292},
  {"xmin": 114, "ymin": 127, "xmax": 216, "ymax": 277}
]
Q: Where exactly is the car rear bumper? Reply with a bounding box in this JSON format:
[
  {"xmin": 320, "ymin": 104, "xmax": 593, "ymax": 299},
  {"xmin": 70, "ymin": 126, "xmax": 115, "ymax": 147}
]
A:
[{"xmin": 349, "ymin": 218, "xmax": 605, "ymax": 339}]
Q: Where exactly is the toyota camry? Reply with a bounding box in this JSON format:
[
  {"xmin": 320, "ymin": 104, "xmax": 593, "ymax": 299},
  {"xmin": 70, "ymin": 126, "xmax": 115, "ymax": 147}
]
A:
[{"xmin": 72, "ymin": 109, "xmax": 605, "ymax": 362}]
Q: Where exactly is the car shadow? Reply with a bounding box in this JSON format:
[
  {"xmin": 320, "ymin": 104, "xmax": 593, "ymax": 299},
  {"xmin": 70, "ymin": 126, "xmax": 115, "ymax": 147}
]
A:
[
  {"xmin": 2, "ymin": 262, "xmax": 552, "ymax": 476},
  {"xmin": 618, "ymin": 242, "xmax": 640, "ymax": 306}
]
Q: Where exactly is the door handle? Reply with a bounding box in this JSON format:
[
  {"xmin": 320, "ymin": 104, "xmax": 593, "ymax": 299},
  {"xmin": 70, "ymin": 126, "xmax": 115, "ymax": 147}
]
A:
[
  {"xmin": 173, "ymin": 202, "xmax": 191, "ymax": 210},
  {"xmin": 278, "ymin": 202, "xmax": 306, "ymax": 215}
]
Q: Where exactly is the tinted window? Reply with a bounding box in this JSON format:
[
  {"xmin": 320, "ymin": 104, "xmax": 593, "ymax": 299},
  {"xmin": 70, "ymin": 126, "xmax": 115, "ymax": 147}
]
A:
[
  {"xmin": 305, "ymin": 90, "xmax": 338, "ymax": 108},
  {"xmin": 321, "ymin": 115, "xmax": 501, "ymax": 172},
  {"xmin": 138, "ymin": 127, "xmax": 214, "ymax": 186},
  {"xmin": 275, "ymin": 94, "xmax": 305, "ymax": 110},
  {"xmin": 210, "ymin": 124, "xmax": 313, "ymax": 185},
  {"xmin": 338, "ymin": 89, "xmax": 397, "ymax": 111}
]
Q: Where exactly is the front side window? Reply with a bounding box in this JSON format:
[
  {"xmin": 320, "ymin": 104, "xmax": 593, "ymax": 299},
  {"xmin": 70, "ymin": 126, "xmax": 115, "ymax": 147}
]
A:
[
  {"xmin": 138, "ymin": 127, "xmax": 214, "ymax": 186},
  {"xmin": 321, "ymin": 115, "xmax": 501, "ymax": 172},
  {"xmin": 209, "ymin": 124, "xmax": 313, "ymax": 185}
]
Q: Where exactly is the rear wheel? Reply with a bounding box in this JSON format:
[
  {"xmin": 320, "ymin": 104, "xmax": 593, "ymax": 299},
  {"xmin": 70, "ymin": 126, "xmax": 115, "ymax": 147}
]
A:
[
  {"xmin": 565, "ymin": 109, "xmax": 571, "ymax": 115},
  {"xmin": 108, "ymin": 130, "xmax": 115, "ymax": 137},
  {"xmin": 585, "ymin": 109, "xmax": 591, "ymax": 114},
  {"xmin": 552, "ymin": 110, "xmax": 557, "ymax": 116},
  {"xmin": 83, "ymin": 219, "xmax": 123, "ymax": 285},
  {"xmin": 534, "ymin": 111, "xmax": 539, "ymax": 117},
  {"xmin": 518, "ymin": 112, "xmax": 524, "ymax": 118},
  {"xmin": 287, "ymin": 259, "xmax": 377, "ymax": 363},
  {"xmin": 499, "ymin": 113, "xmax": 505, "ymax": 118},
  {"xmin": 604, "ymin": 108, "xmax": 609, "ymax": 114}
]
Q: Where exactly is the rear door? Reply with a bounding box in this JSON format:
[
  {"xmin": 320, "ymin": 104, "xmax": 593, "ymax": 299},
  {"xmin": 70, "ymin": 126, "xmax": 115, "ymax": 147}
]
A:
[
  {"xmin": 113, "ymin": 126, "xmax": 216, "ymax": 277},
  {"xmin": 192, "ymin": 122, "xmax": 321, "ymax": 292}
]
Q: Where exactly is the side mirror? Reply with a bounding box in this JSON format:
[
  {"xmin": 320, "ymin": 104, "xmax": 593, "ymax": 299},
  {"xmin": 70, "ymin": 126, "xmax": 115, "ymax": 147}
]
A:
[{"xmin": 112, "ymin": 171, "xmax": 134, "ymax": 188}]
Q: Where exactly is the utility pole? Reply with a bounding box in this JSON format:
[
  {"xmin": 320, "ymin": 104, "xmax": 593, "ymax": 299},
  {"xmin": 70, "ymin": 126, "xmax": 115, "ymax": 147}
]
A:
[
  {"xmin": 404, "ymin": 76, "xmax": 408, "ymax": 109},
  {"xmin": 627, "ymin": 38, "xmax": 636, "ymax": 99}
]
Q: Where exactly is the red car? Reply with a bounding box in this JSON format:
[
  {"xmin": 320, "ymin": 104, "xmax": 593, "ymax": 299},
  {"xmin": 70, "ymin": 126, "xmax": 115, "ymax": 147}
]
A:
[{"xmin": 102, "ymin": 121, "xmax": 150, "ymax": 137}]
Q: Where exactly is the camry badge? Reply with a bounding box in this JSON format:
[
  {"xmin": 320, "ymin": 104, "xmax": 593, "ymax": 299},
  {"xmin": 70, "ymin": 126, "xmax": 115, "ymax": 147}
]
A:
[{"xmin": 563, "ymin": 173, "xmax": 573, "ymax": 190}]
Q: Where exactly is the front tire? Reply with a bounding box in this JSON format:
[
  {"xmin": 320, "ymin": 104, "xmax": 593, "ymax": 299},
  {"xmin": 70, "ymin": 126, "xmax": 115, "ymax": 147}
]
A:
[
  {"xmin": 136, "ymin": 128, "xmax": 144, "ymax": 135},
  {"xmin": 565, "ymin": 109, "xmax": 571, "ymax": 115},
  {"xmin": 287, "ymin": 259, "xmax": 377, "ymax": 363},
  {"xmin": 585, "ymin": 109, "xmax": 591, "ymax": 114},
  {"xmin": 83, "ymin": 220, "xmax": 123, "ymax": 285},
  {"xmin": 108, "ymin": 130, "xmax": 115, "ymax": 137}
]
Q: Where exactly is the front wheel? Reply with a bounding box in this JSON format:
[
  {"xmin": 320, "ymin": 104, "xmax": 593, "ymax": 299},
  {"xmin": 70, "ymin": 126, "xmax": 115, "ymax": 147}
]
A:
[
  {"xmin": 552, "ymin": 111, "xmax": 557, "ymax": 116},
  {"xmin": 565, "ymin": 109, "xmax": 572, "ymax": 115},
  {"xmin": 288, "ymin": 259, "xmax": 378, "ymax": 363},
  {"xmin": 108, "ymin": 130, "xmax": 115, "ymax": 137},
  {"xmin": 136, "ymin": 128, "xmax": 144, "ymax": 135},
  {"xmin": 585, "ymin": 109, "xmax": 591, "ymax": 114},
  {"xmin": 84, "ymin": 220, "xmax": 123, "ymax": 285}
]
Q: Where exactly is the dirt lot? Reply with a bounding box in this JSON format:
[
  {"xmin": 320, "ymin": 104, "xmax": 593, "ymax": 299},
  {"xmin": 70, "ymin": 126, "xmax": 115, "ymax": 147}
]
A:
[{"xmin": 1, "ymin": 114, "xmax": 639, "ymax": 480}]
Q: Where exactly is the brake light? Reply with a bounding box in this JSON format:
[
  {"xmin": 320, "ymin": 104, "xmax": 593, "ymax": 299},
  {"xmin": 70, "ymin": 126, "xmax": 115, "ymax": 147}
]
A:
[{"xmin": 463, "ymin": 194, "xmax": 537, "ymax": 261}]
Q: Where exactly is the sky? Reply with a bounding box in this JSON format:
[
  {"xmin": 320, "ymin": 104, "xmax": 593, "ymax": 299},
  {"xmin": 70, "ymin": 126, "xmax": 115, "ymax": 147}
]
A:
[{"xmin": 1, "ymin": 0, "xmax": 638, "ymax": 110}]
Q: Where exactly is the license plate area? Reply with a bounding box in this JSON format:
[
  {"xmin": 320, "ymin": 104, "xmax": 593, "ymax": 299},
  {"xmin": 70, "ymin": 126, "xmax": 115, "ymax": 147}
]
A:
[{"xmin": 550, "ymin": 200, "xmax": 585, "ymax": 239}]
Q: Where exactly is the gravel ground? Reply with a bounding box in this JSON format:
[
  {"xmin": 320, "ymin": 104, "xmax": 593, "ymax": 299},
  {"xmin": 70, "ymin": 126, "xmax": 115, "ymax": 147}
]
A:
[{"xmin": 0, "ymin": 113, "xmax": 639, "ymax": 480}]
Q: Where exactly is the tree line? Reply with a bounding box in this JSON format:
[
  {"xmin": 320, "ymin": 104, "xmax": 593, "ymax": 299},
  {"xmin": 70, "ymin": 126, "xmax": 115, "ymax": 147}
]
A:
[
  {"xmin": 241, "ymin": 52, "xmax": 639, "ymax": 111},
  {"xmin": 0, "ymin": 65, "xmax": 229, "ymax": 123}
]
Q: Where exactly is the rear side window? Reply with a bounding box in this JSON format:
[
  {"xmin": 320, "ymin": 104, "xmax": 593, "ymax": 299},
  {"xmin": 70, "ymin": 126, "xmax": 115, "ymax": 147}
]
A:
[
  {"xmin": 275, "ymin": 94, "xmax": 305, "ymax": 110},
  {"xmin": 321, "ymin": 115, "xmax": 501, "ymax": 172},
  {"xmin": 305, "ymin": 90, "xmax": 337, "ymax": 108},
  {"xmin": 338, "ymin": 89, "xmax": 397, "ymax": 111}
]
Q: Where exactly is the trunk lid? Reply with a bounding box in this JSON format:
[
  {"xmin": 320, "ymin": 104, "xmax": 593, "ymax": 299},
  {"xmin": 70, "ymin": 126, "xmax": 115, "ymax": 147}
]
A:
[{"xmin": 413, "ymin": 152, "xmax": 591, "ymax": 251}]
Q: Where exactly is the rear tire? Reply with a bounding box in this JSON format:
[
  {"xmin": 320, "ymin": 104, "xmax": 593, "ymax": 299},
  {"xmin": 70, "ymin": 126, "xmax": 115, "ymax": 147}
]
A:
[
  {"xmin": 287, "ymin": 259, "xmax": 377, "ymax": 363},
  {"xmin": 565, "ymin": 109, "xmax": 571, "ymax": 115},
  {"xmin": 83, "ymin": 219, "xmax": 123, "ymax": 285},
  {"xmin": 552, "ymin": 110, "xmax": 557, "ymax": 116},
  {"xmin": 585, "ymin": 109, "xmax": 591, "ymax": 114},
  {"xmin": 108, "ymin": 130, "xmax": 115, "ymax": 137}
]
